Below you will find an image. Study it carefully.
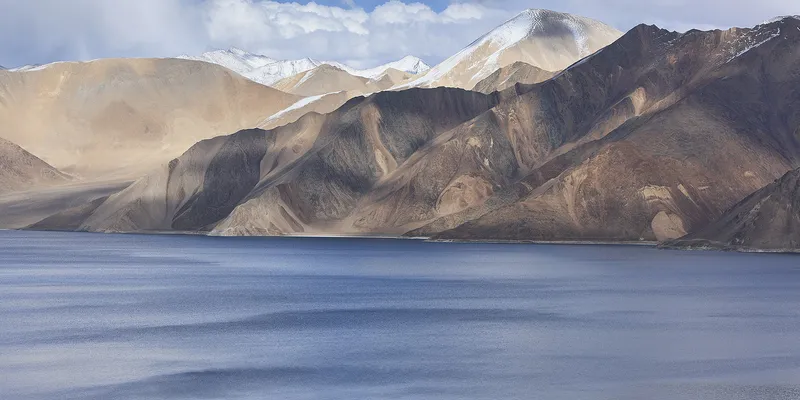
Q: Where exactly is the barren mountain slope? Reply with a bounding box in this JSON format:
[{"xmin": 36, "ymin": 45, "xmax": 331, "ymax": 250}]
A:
[
  {"xmin": 257, "ymin": 91, "xmax": 353, "ymax": 130},
  {"xmin": 472, "ymin": 62, "xmax": 556, "ymax": 93},
  {"xmin": 259, "ymin": 68, "xmax": 413, "ymax": 130},
  {"xmin": 0, "ymin": 58, "xmax": 299, "ymax": 178},
  {"xmin": 272, "ymin": 65, "xmax": 406, "ymax": 97},
  {"xmin": 367, "ymin": 68, "xmax": 414, "ymax": 88},
  {"xmin": 68, "ymin": 88, "xmax": 499, "ymax": 234},
  {"xmin": 0, "ymin": 137, "xmax": 70, "ymax": 194},
  {"xmin": 665, "ymin": 168, "xmax": 800, "ymax": 252}
]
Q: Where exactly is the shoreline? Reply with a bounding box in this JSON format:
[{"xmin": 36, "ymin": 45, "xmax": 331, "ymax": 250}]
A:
[
  {"xmin": 10, "ymin": 227, "xmax": 658, "ymax": 246},
  {"xmin": 6, "ymin": 228, "xmax": 799, "ymax": 254}
]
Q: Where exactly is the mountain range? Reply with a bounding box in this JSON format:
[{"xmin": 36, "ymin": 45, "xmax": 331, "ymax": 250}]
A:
[
  {"xmin": 179, "ymin": 49, "xmax": 430, "ymax": 86},
  {"xmin": 2, "ymin": 9, "xmax": 800, "ymax": 253}
]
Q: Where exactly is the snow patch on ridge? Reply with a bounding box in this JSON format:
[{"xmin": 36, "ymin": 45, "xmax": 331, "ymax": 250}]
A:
[
  {"xmin": 258, "ymin": 92, "xmax": 341, "ymax": 126},
  {"xmin": 760, "ymin": 15, "xmax": 800, "ymax": 25},
  {"xmin": 727, "ymin": 28, "xmax": 782, "ymax": 62}
]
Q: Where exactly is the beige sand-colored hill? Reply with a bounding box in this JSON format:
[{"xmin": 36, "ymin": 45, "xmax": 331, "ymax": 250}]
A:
[
  {"xmin": 367, "ymin": 68, "xmax": 413, "ymax": 88},
  {"xmin": 0, "ymin": 58, "xmax": 299, "ymax": 179},
  {"xmin": 257, "ymin": 68, "xmax": 413, "ymax": 130},
  {"xmin": 272, "ymin": 65, "xmax": 370, "ymax": 97},
  {"xmin": 256, "ymin": 91, "xmax": 353, "ymax": 130},
  {"xmin": 0, "ymin": 137, "xmax": 70, "ymax": 194},
  {"xmin": 271, "ymin": 64, "xmax": 407, "ymax": 98},
  {"xmin": 472, "ymin": 61, "xmax": 555, "ymax": 93}
]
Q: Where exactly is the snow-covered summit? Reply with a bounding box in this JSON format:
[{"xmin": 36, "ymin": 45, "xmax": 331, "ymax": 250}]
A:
[
  {"xmin": 396, "ymin": 9, "xmax": 622, "ymax": 90},
  {"xmin": 180, "ymin": 49, "xmax": 430, "ymax": 87},
  {"xmin": 375, "ymin": 56, "xmax": 430, "ymax": 75},
  {"xmin": 177, "ymin": 48, "xmax": 276, "ymax": 76}
]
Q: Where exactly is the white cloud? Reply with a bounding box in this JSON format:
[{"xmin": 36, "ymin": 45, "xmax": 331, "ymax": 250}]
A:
[
  {"xmin": 0, "ymin": 0, "xmax": 797, "ymax": 69},
  {"xmin": 0, "ymin": 0, "xmax": 205, "ymax": 67},
  {"xmin": 472, "ymin": 0, "xmax": 799, "ymax": 32},
  {"xmin": 200, "ymin": 0, "xmax": 508, "ymax": 67}
]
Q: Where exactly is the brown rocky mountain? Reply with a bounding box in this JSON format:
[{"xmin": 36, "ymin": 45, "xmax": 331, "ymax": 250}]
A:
[
  {"xmin": 430, "ymin": 19, "xmax": 800, "ymax": 242},
  {"xmin": 0, "ymin": 58, "xmax": 299, "ymax": 179},
  {"xmin": 664, "ymin": 168, "xmax": 800, "ymax": 252},
  {"xmin": 0, "ymin": 137, "xmax": 70, "ymax": 194},
  {"xmin": 472, "ymin": 62, "xmax": 555, "ymax": 94},
  {"xmin": 23, "ymin": 17, "xmax": 800, "ymax": 251}
]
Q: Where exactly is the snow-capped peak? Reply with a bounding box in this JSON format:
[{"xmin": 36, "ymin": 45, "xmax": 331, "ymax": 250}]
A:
[
  {"xmin": 395, "ymin": 8, "xmax": 622, "ymax": 90},
  {"xmin": 177, "ymin": 48, "xmax": 276, "ymax": 76},
  {"xmin": 345, "ymin": 56, "xmax": 431, "ymax": 79},
  {"xmin": 388, "ymin": 56, "xmax": 431, "ymax": 75}
]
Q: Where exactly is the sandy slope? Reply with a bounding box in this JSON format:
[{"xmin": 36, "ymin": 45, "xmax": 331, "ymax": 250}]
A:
[
  {"xmin": 272, "ymin": 65, "xmax": 409, "ymax": 97},
  {"xmin": 0, "ymin": 58, "xmax": 299, "ymax": 179},
  {"xmin": 0, "ymin": 137, "xmax": 70, "ymax": 194},
  {"xmin": 0, "ymin": 179, "xmax": 130, "ymax": 229},
  {"xmin": 258, "ymin": 68, "xmax": 413, "ymax": 130}
]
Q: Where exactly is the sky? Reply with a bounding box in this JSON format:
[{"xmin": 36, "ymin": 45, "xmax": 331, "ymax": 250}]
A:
[{"xmin": 0, "ymin": 0, "xmax": 799, "ymax": 70}]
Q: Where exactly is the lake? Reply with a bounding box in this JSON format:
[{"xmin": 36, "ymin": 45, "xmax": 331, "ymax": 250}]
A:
[{"xmin": 1, "ymin": 230, "xmax": 800, "ymax": 400}]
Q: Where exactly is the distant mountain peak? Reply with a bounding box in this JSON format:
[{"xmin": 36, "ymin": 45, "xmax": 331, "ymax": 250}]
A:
[
  {"xmin": 397, "ymin": 9, "xmax": 622, "ymax": 90},
  {"xmin": 180, "ymin": 49, "xmax": 430, "ymax": 87},
  {"xmin": 178, "ymin": 48, "xmax": 276, "ymax": 76},
  {"xmin": 391, "ymin": 56, "xmax": 431, "ymax": 75},
  {"xmin": 474, "ymin": 8, "xmax": 617, "ymax": 55}
]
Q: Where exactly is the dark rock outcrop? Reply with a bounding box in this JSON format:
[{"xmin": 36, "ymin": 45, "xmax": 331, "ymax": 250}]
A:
[
  {"xmin": 665, "ymin": 168, "xmax": 800, "ymax": 252},
  {"xmin": 434, "ymin": 19, "xmax": 800, "ymax": 242}
]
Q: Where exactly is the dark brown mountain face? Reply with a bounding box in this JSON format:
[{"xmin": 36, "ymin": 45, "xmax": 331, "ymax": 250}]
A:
[
  {"xmin": 665, "ymin": 168, "xmax": 800, "ymax": 252},
  {"xmin": 432, "ymin": 18, "xmax": 800, "ymax": 242},
  {"xmin": 28, "ymin": 18, "xmax": 800, "ymax": 248}
]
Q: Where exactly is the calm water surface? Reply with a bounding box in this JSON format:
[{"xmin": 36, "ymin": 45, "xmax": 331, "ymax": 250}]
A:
[{"xmin": 1, "ymin": 230, "xmax": 800, "ymax": 400}]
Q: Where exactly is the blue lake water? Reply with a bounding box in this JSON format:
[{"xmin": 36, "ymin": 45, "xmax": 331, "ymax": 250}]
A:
[{"xmin": 1, "ymin": 230, "xmax": 800, "ymax": 400}]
